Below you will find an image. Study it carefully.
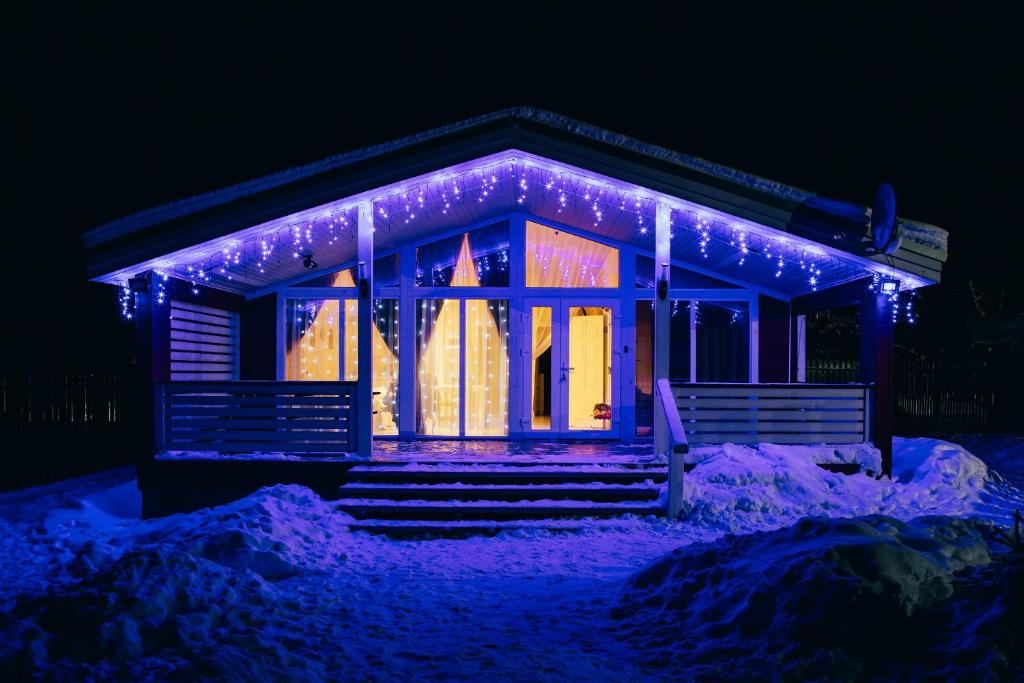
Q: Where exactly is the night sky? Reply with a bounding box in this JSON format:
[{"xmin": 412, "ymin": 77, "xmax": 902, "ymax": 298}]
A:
[{"xmin": 6, "ymin": 5, "xmax": 1022, "ymax": 373}]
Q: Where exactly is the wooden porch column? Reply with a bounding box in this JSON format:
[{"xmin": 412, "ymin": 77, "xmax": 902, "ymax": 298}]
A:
[
  {"xmin": 859, "ymin": 291, "xmax": 895, "ymax": 477},
  {"xmin": 130, "ymin": 271, "xmax": 170, "ymax": 466},
  {"xmin": 356, "ymin": 202, "xmax": 374, "ymax": 457},
  {"xmin": 654, "ymin": 203, "xmax": 671, "ymax": 456},
  {"xmin": 397, "ymin": 244, "xmax": 416, "ymax": 437}
]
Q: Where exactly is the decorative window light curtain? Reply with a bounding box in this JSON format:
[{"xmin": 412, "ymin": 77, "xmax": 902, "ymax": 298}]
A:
[
  {"xmin": 525, "ymin": 221, "xmax": 619, "ymax": 288},
  {"xmin": 416, "ymin": 234, "xmax": 510, "ymax": 436},
  {"xmin": 415, "ymin": 223, "xmax": 510, "ymax": 287},
  {"xmin": 372, "ymin": 299, "xmax": 400, "ymax": 435}
]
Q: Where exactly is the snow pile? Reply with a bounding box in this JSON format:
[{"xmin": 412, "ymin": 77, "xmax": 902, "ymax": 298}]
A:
[
  {"xmin": 134, "ymin": 484, "xmax": 354, "ymax": 580},
  {"xmin": 0, "ymin": 486, "xmax": 357, "ymax": 679},
  {"xmin": 615, "ymin": 514, "xmax": 1019, "ymax": 680},
  {"xmin": 681, "ymin": 438, "xmax": 990, "ymax": 532}
]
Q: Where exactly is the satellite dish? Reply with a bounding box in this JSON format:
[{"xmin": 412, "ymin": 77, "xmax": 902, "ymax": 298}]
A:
[{"xmin": 870, "ymin": 183, "xmax": 901, "ymax": 254}]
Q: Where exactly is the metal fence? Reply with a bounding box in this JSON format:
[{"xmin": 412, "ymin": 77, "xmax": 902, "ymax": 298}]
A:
[
  {"xmin": 0, "ymin": 375, "xmax": 133, "ymax": 491},
  {"xmin": 806, "ymin": 360, "xmax": 860, "ymax": 384},
  {"xmin": 808, "ymin": 358, "xmax": 1022, "ymax": 436}
]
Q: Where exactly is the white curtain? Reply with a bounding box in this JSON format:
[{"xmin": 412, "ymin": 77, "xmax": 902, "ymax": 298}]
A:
[{"xmin": 525, "ymin": 221, "xmax": 619, "ymax": 288}]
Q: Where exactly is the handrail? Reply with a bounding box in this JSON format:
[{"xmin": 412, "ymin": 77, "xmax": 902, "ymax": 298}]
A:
[{"xmin": 656, "ymin": 378, "xmax": 689, "ymax": 520}]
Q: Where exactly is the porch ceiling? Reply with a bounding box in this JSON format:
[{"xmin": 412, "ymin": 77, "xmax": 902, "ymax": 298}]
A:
[{"xmin": 92, "ymin": 150, "xmax": 932, "ymax": 299}]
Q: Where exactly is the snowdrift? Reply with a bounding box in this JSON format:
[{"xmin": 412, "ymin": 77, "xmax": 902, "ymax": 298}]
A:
[
  {"xmin": 681, "ymin": 437, "xmax": 991, "ymax": 532},
  {"xmin": 0, "ymin": 437, "xmax": 1017, "ymax": 680},
  {"xmin": 616, "ymin": 514, "xmax": 1022, "ymax": 680},
  {"xmin": 0, "ymin": 485, "xmax": 354, "ymax": 680}
]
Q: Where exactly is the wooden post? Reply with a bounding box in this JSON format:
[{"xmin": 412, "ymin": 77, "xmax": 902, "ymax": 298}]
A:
[
  {"xmin": 668, "ymin": 450, "xmax": 685, "ymax": 519},
  {"xmin": 131, "ymin": 271, "xmax": 170, "ymax": 467},
  {"xmin": 653, "ymin": 203, "xmax": 671, "ymax": 457},
  {"xmin": 507, "ymin": 214, "xmax": 527, "ymax": 439},
  {"xmin": 356, "ymin": 202, "xmax": 374, "ymax": 457},
  {"xmin": 397, "ymin": 244, "xmax": 416, "ymax": 437},
  {"xmin": 860, "ymin": 291, "xmax": 894, "ymax": 477}
]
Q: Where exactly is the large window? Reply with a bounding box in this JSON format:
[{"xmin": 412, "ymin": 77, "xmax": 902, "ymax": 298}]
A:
[
  {"xmin": 285, "ymin": 299, "xmax": 357, "ymax": 381},
  {"xmin": 416, "ymin": 298, "xmax": 509, "ymax": 436},
  {"xmin": 416, "ymin": 299, "xmax": 460, "ymax": 435},
  {"xmin": 526, "ymin": 221, "xmax": 619, "ymax": 287},
  {"xmin": 373, "ymin": 299, "xmax": 400, "ymax": 435},
  {"xmin": 696, "ymin": 301, "xmax": 749, "ymax": 382},
  {"xmin": 464, "ymin": 300, "xmax": 509, "ymax": 436},
  {"xmin": 287, "ymin": 297, "xmax": 398, "ymax": 434},
  {"xmin": 416, "ymin": 223, "xmax": 510, "ymax": 287}
]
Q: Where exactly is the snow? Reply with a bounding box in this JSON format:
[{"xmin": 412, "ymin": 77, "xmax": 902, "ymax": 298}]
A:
[
  {"xmin": 158, "ymin": 450, "xmax": 358, "ymax": 461},
  {"xmin": 0, "ymin": 437, "xmax": 1019, "ymax": 680},
  {"xmin": 615, "ymin": 514, "xmax": 1016, "ymax": 679},
  {"xmin": 680, "ymin": 437, "xmax": 994, "ymax": 532}
]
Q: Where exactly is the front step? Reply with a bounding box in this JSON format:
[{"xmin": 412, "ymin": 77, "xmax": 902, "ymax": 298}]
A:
[
  {"xmin": 339, "ymin": 500, "xmax": 663, "ymax": 521},
  {"xmin": 347, "ymin": 519, "xmax": 635, "ymax": 539},
  {"xmin": 346, "ymin": 464, "xmax": 667, "ymax": 486},
  {"xmin": 337, "ymin": 484, "xmax": 660, "ymax": 502},
  {"xmin": 339, "ymin": 461, "xmax": 666, "ymax": 525}
]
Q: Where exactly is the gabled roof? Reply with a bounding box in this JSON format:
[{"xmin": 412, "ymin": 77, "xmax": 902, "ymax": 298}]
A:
[{"xmin": 83, "ymin": 107, "xmax": 947, "ymax": 295}]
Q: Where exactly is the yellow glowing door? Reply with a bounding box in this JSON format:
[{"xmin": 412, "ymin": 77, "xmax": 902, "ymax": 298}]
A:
[
  {"xmin": 524, "ymin": 300, "xmax": 618, "ymax": 437},
  {"xmin": 567, "ymin": 307, "xmax": 613, "ymax": 431}
]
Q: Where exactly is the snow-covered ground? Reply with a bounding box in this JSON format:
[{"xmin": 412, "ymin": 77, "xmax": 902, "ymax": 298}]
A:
[{"xmin": 1, "ymin": 437, "xmax": 1021, "ymax": 680}]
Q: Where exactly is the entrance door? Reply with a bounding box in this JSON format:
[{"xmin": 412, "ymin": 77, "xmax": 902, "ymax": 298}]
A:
[{"xmin": 524, "ymin": 299, "xmax": 619, "ymax": 437}]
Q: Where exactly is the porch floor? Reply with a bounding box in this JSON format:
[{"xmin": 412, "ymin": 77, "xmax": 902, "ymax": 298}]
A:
[{"xmin": 369, "ymin": 439, "xmax": 655, "ymax": 464}]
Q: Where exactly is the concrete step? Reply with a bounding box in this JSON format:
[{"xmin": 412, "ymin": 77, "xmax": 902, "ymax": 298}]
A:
[
  {"xmin": 338, "ymin": 500, "xmax": 664, "ymax": 521},
  {"xmin": 336, "ymin": 484, "xmax": 661, "ymax": 502},
  {"xmin": 345, "ymin": 465, "xmax": 668, "ymax": 486},
  {"xmin": 346, "ymin": 519, "xmax": 625, "ymax": 539}
]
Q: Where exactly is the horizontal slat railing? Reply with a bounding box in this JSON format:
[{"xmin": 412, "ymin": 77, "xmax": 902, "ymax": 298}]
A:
[
  {"xmin": 670, "ymin": 382, "xmax": 873, "ymax": 445},
  {"xmin": 155, "ymin": 381, "xmax": 357, "ymax": 456}
]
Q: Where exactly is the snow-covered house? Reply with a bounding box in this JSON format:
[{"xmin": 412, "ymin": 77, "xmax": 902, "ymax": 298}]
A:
[{"xmin": 83, "ymin": 109, "xmax": 948, "ymax": 516}]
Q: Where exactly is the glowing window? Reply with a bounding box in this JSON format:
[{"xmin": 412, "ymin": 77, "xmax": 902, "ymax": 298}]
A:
[
  {"xmin": 416, "ymin": 300, "xmax": 460, "ymax": 435},
  {"xmin": 372, "ymin": 299, "xmax": 399, "ymax": 436},
  {"xmin": 416, "ymin": 223, "xmax": 510, "ymax": 287},
  {"xmin": 525, "ymin": 221, "xmax": 619, "ymax": 288}
]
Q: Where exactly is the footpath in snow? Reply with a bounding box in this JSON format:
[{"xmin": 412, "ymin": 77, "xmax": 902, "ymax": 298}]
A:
[{"xmin": 0, "ymin": 437, "xmax": 1021, "ymax": 680}]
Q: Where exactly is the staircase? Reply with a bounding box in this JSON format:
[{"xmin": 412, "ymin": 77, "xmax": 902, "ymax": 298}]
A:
[{"xmin": 338, "ymin": 461, "xmax": 668, "ymax": 537}]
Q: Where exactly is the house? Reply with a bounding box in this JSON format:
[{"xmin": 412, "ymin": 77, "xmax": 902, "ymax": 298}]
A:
[{"xmin": 83, "ymin": 109, "xmax": 948, "ymax": 518}]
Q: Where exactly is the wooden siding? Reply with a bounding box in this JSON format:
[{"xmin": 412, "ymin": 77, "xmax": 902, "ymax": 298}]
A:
[
  {"xmin": 169, "ymin": 300, "xmax": 239, "ymax": 381},
  {"xmin": 670, "ymin": 382, "xmax": 871, "ymax": 445},
  {"xmin": 156, "ymin": 381, "xmax": 357, "ymax": 455}
]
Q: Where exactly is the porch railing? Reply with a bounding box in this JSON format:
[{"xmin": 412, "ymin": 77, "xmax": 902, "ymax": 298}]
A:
[
  {"xmin": 668, "ymin": 382, "xmax": 873, "ymax": 445},
  {"xmin": 155, "ymin": 381, "xmax": 358, "ymax": 456},
  {"xmin": 655, "ymin": 378, "xmax": 690, "ymax": 520}
]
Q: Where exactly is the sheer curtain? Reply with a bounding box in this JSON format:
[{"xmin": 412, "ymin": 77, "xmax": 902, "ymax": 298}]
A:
[
  {"xmin": 416, "ymin": 234, "xmax": 510, "ymax": 436},
  {"xmin": 416, "ymin": 299, "xmax": 460, "ymax": 435},
  {"xmin": 525, "ymin": 221, "xmax": 619, "ymax": 288},
  {"xmin": 373, "ymin": 299, "xmax": 399, "ymax": 435},
  {"xmin": 465, "ymin": 300, "xmax": 509, "ymax": 436},
  {"xmin": 285, "ymin": 299, "xmax": 340, "ymax": 380}
]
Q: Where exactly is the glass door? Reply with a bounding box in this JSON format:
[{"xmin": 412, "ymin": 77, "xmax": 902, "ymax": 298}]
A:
[{"xmin": 524, "ymin": 299, "xmax": 619, "ymax": 437}]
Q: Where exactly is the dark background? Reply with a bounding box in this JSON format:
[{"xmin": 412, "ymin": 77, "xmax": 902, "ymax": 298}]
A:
[{"xmin": 5, "ymin": 4, "xmax": 1022, "ymax": 375}]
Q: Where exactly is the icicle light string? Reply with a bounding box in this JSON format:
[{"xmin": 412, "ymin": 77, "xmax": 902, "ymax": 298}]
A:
[
  {"xmin": 114, "ymin": 154, "xmax": 917, "ymax": 319},
  {"xmin": 670, "ymin": 209, "xmax": 829, "ymax": 291},
  {"xmin": 867, "ymin": 273, "xmax": 917, "ymax": 324}
]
